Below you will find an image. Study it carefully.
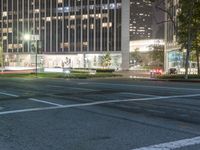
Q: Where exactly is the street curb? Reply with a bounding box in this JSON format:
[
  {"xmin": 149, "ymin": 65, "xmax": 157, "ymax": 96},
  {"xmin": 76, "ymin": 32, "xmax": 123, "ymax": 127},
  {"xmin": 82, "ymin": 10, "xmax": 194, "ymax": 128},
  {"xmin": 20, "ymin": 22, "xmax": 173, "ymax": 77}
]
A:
[{"xmin": 131, "ymin": 78, "xmax": 200, "ymax": 83}]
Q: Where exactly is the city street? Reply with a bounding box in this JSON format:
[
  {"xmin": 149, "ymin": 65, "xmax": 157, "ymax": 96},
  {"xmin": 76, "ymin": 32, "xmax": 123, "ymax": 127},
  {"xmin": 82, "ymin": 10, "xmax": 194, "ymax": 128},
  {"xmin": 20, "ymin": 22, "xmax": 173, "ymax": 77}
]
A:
[{"xmin": 0, "ymin": 78, "xmax": 200, "ymax": 150}]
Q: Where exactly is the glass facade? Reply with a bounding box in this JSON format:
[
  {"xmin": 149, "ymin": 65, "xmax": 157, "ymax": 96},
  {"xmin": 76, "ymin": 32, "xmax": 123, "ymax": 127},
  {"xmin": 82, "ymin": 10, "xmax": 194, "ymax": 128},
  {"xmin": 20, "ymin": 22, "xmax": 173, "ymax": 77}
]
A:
[
  {"xmin": 0, "ymin": 0, "xmax": 123, "ymax": 54},
  {"xmin": 168, "ymin": 50, "xmax": 184, "ymax": 69}
]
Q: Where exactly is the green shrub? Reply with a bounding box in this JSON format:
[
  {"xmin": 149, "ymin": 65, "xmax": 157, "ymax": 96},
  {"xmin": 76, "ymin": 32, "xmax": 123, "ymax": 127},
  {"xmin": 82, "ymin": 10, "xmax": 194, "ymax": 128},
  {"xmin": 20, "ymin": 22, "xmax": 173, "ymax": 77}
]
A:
[
  {"xmin": 157, "ymin": 74, "xmax": 200, "ymax": 79},
  {"xmin": 96, "ymin": 69, "xmax": 115, "ymax": 73},
  {"xmin": 70, "ymin": 70, "xmax": 89, "ymax": 74},
  {"xmin": 0, "ymin": 72, "xmax": 121, "ymax": 79}
]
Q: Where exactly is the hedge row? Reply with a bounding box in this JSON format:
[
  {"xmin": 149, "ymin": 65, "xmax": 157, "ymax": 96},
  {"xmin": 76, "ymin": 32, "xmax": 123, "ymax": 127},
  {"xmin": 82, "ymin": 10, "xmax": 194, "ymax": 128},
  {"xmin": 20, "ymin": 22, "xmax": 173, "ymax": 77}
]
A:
[
  {"xmin": 96, "ymin": 69, "xmax": 115, "ymax": 73},
  {"xmin": 157, "ymin": 74, "xmax": 200, "ymax": 79}
]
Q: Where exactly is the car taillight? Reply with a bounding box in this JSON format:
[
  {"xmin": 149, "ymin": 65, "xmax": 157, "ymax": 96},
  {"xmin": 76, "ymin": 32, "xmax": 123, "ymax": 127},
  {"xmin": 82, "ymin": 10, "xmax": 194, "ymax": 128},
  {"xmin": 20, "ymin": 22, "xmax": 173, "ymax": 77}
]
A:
[{"xmin": 158, "ymin": 69, "xmax": 163, "ymax": 74}]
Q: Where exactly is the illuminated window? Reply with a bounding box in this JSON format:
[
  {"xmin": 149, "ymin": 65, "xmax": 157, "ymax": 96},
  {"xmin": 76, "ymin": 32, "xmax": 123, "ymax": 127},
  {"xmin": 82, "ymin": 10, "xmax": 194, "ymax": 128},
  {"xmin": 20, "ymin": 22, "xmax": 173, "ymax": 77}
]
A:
[
  {"xmin": 34, "ymin": 9, "xmax": 40, "ymax": 13},
  {"xmin": 90, "ymin": 24, "xmax": 94, "ymax": 29},
  {"xmin": 2, "ymin": 11, "xmax": 7, "ymax": 17},
  {"xmin": 3, "ymin": 36, "xmax": 7, "ymax": 40},
  {"xmin": 8, "ymin": 44, "xmax": 13, "ymax": 49},
  {"xmin": 8, "ymin": 28, "xmax": 13, "ymax": 33},
  {"xmin": 82, "ymin": 15, "xmax": 88, "ymax": 19},
  {"xmin": 57, "ymin": 0, "xmax": 63, "ymax": 4},
  {"xmin": 2, "ymin": 28, "xmax": 7, "ymax": 33},
  {"xmin": 96, "ymin": 14, "xmax": 102, "ymax": 18},
  {"xmin": 70, "ymin": 15, "xmax": 75, "ymax": 19},
  {"xmin": 102, "ymin": 23, "xmax": 112, "ymax": 28},
  {"xmin": 60, "ymin": 43, "xmax": 69, "ymax": 48},
  {"xmin": 46, "ymin": 17, "xmax": 51, "ymax": 21},
  {"xmin": 83, "ymin": 42, "xmax": 88, "ymax": 46}
]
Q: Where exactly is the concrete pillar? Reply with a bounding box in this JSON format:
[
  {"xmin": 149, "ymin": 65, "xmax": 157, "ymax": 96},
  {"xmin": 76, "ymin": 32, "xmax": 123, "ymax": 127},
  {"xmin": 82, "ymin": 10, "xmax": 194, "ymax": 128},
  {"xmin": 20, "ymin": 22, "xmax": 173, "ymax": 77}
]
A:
[
  {"xmin": 164, "ymin": 0, "xmax": 168, "ymax": 73},
  {"xmin": 121, "ymin": 0, "xmax": 130, "ymax": 70}
]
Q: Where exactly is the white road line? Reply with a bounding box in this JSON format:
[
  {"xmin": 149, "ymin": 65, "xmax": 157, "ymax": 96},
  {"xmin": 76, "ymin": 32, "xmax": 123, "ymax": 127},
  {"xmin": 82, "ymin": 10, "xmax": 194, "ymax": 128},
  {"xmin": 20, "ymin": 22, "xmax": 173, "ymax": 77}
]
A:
[
  {"xmin": 0, "ymin": 93, "xmax": 199, "ymax": 116},
  {"xmin": 55, "ymin": 93, "xmax": 200, "ymax": 107},
  {"xmin": 28, "ymin": 98, "xmax": 64, "ymax": 107},
  {"xmin": 0, "ymin": 91, "xmax": 19, "ymax": 97},
  {"xmin": 120, "ymin": 92, "xmax": 157, "ymax": 97},
  {"xmin": 132, "ymin": 136, "xmax": 200, "ymax": 150},
  {"xmin": 91, "ymin": 82, "xmax": 200, "ymax": 91}
]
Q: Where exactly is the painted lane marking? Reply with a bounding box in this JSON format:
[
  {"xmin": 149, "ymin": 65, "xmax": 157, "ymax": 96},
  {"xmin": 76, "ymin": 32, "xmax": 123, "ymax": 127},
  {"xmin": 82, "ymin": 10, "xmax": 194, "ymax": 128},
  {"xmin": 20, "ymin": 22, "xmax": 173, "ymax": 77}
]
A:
[
  {"xmin": 90, "ymin": 82, "xmax": 200, "ymax": 91},
  {"xmin": 120, "ymin": 92, "xmax": 157, "ymax": 97},
  {"xmin": 132, "ymin": 136, "xmax": 200, "ymax": 150},
  {"xmin": 54, "ymin": 93, "xmax": 200, "ymax": 107},
  {"xmin": 28, "ymin": 98, "xmax": 64, "ymax": 107},
  {"xmin": 0, "ymin": 92, "xmax": 19, "ymax": 97},
  {"xmin": 0, "ymin": 93, "xmax": 200, "ymax": 116}
]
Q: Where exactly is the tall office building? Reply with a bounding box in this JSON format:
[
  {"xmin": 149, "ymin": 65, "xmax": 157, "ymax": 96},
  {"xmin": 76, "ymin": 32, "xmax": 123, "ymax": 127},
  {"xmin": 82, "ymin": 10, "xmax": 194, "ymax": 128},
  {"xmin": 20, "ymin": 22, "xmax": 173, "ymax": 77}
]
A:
[
  {"xmin": 129, "ymin": 0, "xmax": 153, "ymax": 41},
  {"xmin": 0, "ymin": 0, "xmax": 129, "ymax": 70}
]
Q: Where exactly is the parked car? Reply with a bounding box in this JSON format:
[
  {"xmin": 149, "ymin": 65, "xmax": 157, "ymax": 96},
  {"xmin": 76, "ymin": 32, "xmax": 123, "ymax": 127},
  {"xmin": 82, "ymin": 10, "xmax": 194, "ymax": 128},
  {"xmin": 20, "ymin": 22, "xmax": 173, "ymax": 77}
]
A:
[{"xmin": 168, "ymin": 68, "xmax": 177, "ymax": 74}]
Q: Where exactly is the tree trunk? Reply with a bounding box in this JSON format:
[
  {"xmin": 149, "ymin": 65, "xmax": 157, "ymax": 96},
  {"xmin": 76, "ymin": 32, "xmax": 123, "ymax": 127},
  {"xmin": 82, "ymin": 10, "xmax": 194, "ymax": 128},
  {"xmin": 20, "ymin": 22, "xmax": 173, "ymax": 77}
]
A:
[
  {"xmin": 0, "ymin": 43, "xmax": 3, "ymax": 73},
  {"xmin": 185, "ymin": 6, "xmax": 194, "ymax": 80},
  {"xmin": 185, "ymin": 31, "xmax": 192, "ymax": 79},
  {"xmin": 185, "ymin": 47, "xmax": 190, "ymax": 79},
  {"xmin": 196, "ymin": 47, "xmax": 200, "ymax": 75}
]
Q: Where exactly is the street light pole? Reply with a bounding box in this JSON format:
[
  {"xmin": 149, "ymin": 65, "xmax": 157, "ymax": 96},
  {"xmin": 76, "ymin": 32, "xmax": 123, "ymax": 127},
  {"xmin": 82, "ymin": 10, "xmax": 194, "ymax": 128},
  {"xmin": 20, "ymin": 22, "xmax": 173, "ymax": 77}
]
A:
[{"xmin": 35, "ymin": 40, "xmax": 38, "ymax": 77}]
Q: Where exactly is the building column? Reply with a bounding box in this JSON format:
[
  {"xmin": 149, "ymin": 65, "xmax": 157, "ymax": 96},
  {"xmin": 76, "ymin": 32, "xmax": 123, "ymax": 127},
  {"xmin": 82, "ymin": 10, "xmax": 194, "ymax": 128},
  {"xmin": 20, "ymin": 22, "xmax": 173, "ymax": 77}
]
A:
[
  {"xmin": 121, "ymin": 0, "xmax": 130, "ymax": 70},
  {"xmin": 164, "ymin": 49, "xmax": 169, "ymax": 73},
  {"xmin": 62, "ymin": 0, "xmax": 64, "ymax": 52},
  {"xmin": 44, "ymin": 0, "xmax": 46, "ymax": 52},
  {"xmin": 164, "ymin": 0, "xmax": 168, "ymax": 73}
]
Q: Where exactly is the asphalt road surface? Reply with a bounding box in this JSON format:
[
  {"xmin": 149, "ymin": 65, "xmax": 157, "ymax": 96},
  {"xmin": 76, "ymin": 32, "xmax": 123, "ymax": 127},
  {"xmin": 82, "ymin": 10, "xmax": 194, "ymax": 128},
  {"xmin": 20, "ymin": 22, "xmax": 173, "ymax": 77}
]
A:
[{"xmin": 0, "ymin": 78, "xmax": 200, "ymax": 150}]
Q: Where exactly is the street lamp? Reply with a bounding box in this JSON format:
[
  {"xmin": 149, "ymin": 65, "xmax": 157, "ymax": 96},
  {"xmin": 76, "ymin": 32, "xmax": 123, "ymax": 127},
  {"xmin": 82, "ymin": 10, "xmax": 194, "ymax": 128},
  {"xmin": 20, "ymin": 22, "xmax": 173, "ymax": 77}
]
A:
[{"xmin": 23, "ymin": 33, "xmax": 39, "ymax": 77}]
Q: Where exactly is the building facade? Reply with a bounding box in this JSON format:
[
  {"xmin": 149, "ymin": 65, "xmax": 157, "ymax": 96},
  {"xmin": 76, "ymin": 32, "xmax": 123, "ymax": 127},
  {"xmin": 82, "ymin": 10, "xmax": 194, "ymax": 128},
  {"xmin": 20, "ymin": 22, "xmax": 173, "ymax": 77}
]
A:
[
  {"xmin": 129, "ymin": 0, "xmax": 153, "ymax": 41},
  {"xmin": 0, "ymin": 0, "xmax": 129, "ymax": 70},
  {"xmin": 164, "ymin": 0, "xmax": 183, "ymax": 72}
]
